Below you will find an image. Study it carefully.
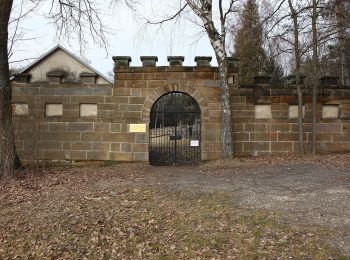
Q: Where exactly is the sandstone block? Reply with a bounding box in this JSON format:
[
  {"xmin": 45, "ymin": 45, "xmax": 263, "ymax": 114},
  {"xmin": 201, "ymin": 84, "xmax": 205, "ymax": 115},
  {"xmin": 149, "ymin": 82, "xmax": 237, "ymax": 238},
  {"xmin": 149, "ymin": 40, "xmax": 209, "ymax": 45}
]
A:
[
  {"xmin": 271, "ymin": 142, "xmax": 293, "ymax": 152},
  {"xmin": 92, "ymin": 142, "xmax": 110, "ymax": 151},
  {"xmin": 271, "ymin": 123, "xmax": 290, "ymax": 132},
  {"xmin": 316, "ymin": 142, "xmax": 348, "ymax": 153},
  {"xmin": 121, "ymin": 143, "xmax": 131, "ymax": 152},
  {"xmin": 81, "ymin": 132, "xmax": 102, "ymax": 142},
  {"xmin": 102, "ymin": 133, "xmax": 135, "ymax": 142},
  {"xmin": 134, "ymin": 152, "xmax": 148, "ymax": 161},
  {"xmin": 67, "ymin": 122, "xmax": 94, "ymax": 132},
  {"xmin": 49, "ymin": 122, "xmax": 67, "ymax": 131},
  {"xmin": 131, "ymin": 143, "xmax": 148, "ymax": 152},
  {"xmin": 87, "ymin": 151, "xmax": 109, "ymax": 160},
  {"xmin": 244, "ymin": 123, "xmax": 266, "ymax": 132},
  {"xmin": 316, "ymin": 123, "xmax": 342, "ymax": 133},
  {"xmin": 71, "ymin": 142, "xmax": 92, "ymax": 150},
  {"xmin": 67, "ymin": 151, "xmax": 87, "ymax": 160},
  {"xmin": 110, "ymin": 143, "xmax": 121, "ymax": 151},
  {"xmin": 244, "ymin": 142, "xmax": 270, "ymax": 152},
  {"xmin": 109, "ymin": 152, "xmax": 133, "ymax": 161}
]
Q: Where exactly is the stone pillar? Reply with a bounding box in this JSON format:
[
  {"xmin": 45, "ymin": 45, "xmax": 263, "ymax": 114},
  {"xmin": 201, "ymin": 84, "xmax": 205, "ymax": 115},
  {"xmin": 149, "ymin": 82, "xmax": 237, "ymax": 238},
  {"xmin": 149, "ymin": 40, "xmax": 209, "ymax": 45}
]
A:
[
  {"xmin": 112, "ymin": 56, "xmax": 132, "ymax": 67},
  {"xmin": 140, "ymin": 56, "xmax": 158, "ymax": 67},
  {"xmin": 195, "ymin": 56, "xmax": 212, "ymax": 67},
  {"xmin": 167, "ymin": 56, "xmax": 184, "ymax": 66}
]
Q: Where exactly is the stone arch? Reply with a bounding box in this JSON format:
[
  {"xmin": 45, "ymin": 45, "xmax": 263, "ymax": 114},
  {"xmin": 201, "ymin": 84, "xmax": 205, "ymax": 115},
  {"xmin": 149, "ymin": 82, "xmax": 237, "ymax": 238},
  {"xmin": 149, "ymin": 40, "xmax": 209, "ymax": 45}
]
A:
[{"xmin": 141, "ymin": 84, "xmax": 209, "ymax": 122}]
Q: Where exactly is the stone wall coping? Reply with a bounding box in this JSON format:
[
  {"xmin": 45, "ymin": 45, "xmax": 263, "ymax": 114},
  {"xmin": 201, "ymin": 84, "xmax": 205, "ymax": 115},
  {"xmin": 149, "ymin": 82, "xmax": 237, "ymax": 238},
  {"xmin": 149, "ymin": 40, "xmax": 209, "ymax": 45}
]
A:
[
  {"xmin": 13, "ymin": 73, "xmax": 31, "ymax": 83},
  {"xmin": 194, "ymin": 56, "xmax": 212, "ymax": 67},
  {"xmin": 114, "ymin": 66, "xmax": 238, "ymax": 73},
  {"xmin": 13, "ymin": 73, "xmax": 31, "ymax": 78},
  {"xmin": 232, "ymin": 85, "xmax": 350, "ymax": 98},
  {"xmin": 112, "ymin": 56, "xmax": 132, "ymax": 62},
  {"xmin": 237, "ymin": 84, "xmax": 349, "ymax": 90},
  {"xmin": 140, "ymin": 56, "xmax": 158, "ymax": 67},
  {"xmin": 80, "ymin": 72, "xmax": 98, "ymax": 77},
  {"xmin": 167, "ymin": 56, "xmax": 185, "ymax": 61},
  {"xmin": 194, "ymin": 56, "xmax": 212, "ymax": 62},
  {"xmin": 46, "ymin": 71, "xmax": 65, "ymax": 77},
  {"xmin": 115, "ymin": 66, "xmax": 217, "ymax": 72},
  {"xmin": 12, "ymin": 82, "xmax": 112, "ymax": 88},
  {"xmin": 140, "ymin": 56, "xmax": 158, "ymax": 61}
]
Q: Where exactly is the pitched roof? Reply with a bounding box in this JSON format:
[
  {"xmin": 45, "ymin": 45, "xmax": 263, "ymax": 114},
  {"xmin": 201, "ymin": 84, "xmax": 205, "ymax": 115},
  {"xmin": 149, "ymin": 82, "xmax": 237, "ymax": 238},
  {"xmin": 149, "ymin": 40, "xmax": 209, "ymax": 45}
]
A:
[{"xmin": 16, "ymin": 45, "xmax": 112, "ymax": 84}]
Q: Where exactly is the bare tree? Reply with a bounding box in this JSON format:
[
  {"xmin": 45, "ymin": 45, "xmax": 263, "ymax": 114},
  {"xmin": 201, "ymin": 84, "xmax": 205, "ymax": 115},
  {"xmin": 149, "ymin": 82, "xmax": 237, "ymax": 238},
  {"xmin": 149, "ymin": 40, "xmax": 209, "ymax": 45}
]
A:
[
  {"xmin": 0, "ymin": 0, "xmax": 107, "ymax": 180},
  {"xmin": 335, "ymin": 0, "xmax": 350, "ymax": 85},
  {"xmin": 0, "ymin": 0, "xmax": 18, "ymax": 181},
  {"xmin": 263, "ymin": 0, "xmax": 309, "ymax": 154},
  {"xmin": 311, "ymin": 0, "xmax": 321, "ymax": 155},
  {"xmin": 288, "ymin": 0, "xmax": 304, "ymax": 154}
]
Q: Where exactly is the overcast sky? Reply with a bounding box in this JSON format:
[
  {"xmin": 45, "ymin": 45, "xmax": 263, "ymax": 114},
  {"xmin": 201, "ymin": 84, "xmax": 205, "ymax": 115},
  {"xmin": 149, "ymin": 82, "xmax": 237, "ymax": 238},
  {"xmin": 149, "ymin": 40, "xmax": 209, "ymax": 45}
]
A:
[{"xmin": 9, "ymin": 0, "xmax": 228, "ymax": 78}]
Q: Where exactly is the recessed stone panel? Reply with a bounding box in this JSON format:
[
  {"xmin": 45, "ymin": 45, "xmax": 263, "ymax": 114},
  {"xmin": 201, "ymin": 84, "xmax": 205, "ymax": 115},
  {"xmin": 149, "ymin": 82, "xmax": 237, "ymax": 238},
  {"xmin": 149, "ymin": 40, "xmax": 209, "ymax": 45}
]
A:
[
  {"xmin": 80, "ymin": 104, "xmax": 97, "ymax": 117},
  {"xmin": 46, "ymin": 104, "xmax": 63, "ymax": 117},
  {"xmin": 254, "ymin": 105, "xmax": 271, "ymax": 119},
  {"xmin": 288, "ymin": 105, "xmax": 305, "ymax": 119},
  {"xmin": 13, "ymin": 103, "xmax": 28, "ymax": 116},
  {"xmin": 322, "ymin": 105, "xmax": 339, "ymax": 119}
]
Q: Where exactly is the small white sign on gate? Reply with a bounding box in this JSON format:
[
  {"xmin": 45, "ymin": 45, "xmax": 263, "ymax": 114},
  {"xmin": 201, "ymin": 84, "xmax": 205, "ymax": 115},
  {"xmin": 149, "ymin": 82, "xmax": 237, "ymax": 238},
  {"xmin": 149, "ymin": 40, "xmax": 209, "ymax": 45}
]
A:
[{"xmin": 190, "ymin": 140, "xmax": 199, "ymax": 147}]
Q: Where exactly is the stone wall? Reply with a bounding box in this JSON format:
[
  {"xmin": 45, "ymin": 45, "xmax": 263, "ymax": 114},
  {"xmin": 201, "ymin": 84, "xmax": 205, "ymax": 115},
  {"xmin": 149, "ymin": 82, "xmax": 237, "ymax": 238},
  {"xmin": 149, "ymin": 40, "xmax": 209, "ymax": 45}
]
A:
[
  {"xmin": 231, "ymin": 77, "xmax": 350, "ymax": 156},
  {"xmin": 12, "ymin": 56, "xmax": 237, "ymax": 162},
  {"xmin": 11, "ymin": 57, "xmax": 350, "ymax": 163},
  {"xmin": 12, "ymin": 82, "xmax": 114, "ymax": 161}
]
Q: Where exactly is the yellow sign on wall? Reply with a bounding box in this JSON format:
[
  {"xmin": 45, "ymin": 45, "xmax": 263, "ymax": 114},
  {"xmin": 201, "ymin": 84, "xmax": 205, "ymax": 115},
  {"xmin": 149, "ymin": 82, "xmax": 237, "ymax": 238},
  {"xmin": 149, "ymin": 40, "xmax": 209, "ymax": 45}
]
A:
[{"xmin": 129, "ymin": 124, "xmax": 147, "ymax": 133}]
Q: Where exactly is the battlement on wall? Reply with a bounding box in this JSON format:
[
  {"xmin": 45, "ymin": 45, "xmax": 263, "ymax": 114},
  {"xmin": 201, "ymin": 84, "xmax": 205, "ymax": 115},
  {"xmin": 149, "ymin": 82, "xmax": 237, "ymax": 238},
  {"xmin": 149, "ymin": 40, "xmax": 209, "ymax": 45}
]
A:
[
  {"xmin": 112, "ymin": 56, "xmax": 239, "ymax": 70},
  {"xmin": 112, "ymin": 56, "xmax": 238, "ymax": 88}
]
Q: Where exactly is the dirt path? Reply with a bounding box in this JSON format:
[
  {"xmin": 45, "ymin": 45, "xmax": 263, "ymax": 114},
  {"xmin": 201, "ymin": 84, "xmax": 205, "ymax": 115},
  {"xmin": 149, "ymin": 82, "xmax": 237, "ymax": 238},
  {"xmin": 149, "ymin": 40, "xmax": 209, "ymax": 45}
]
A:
[{"xmin": 113, "ymin": 155, "xmax": 350, "ymax": 255}]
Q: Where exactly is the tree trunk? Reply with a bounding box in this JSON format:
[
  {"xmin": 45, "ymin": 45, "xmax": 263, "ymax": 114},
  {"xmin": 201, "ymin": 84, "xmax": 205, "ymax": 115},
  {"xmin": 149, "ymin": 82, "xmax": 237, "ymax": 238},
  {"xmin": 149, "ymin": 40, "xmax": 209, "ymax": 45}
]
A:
[
  {"xmin": 217, "ymin": 57, "xmax": 233, "ymax": 158},
  {"xmin": 335, "ymin": 0, "xmax": 350, "ymax": 86},
  {"xmin": 288, "ymin": 0, "xmax": 304, "ymax": 154},
  {"xmin": 205, "ymin": 37, "xmax": 233, "ymax": 158},
  {"xmin": 297, "ymin": 84, "xmax": 304, "ymax": 154},
  {"xmin": 189, "ymin": 0, "xmax": 234, "ymax": 158},
  {"xmin": 0, "ymin": 0, "xmax": 20, "ymax": 180},
  {"xmin": 311, "ymin": 0, "xmax": 319, "ymax": 155}
]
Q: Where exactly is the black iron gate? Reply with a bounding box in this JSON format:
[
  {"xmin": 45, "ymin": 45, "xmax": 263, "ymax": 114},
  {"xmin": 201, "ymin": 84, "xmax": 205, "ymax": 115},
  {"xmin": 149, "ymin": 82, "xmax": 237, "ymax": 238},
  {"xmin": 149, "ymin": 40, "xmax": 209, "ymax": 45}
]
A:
[{"xmin": 149, "ymin": 92, "xmax": 201, "ymax": 166}]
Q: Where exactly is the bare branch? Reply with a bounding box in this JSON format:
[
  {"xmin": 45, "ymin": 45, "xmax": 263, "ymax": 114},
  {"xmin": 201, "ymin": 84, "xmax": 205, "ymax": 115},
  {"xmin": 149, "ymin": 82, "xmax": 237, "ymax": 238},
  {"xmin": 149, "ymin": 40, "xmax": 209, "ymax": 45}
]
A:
[{"xmin": 146, "ymin": 3, "xmax": 189, "ymax": 25}]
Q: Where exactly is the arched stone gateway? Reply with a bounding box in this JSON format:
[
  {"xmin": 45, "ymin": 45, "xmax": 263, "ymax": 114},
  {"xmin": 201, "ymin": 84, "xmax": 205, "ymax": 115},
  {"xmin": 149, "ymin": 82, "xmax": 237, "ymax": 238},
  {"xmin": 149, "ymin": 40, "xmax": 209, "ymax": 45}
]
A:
[
  {"xmin": 111, "ymin": 56, "xmax": 229, "ymax": 163},
  {"xmin": 149, "ymin": 92, "xmax": 201, "ymax": 166}
]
